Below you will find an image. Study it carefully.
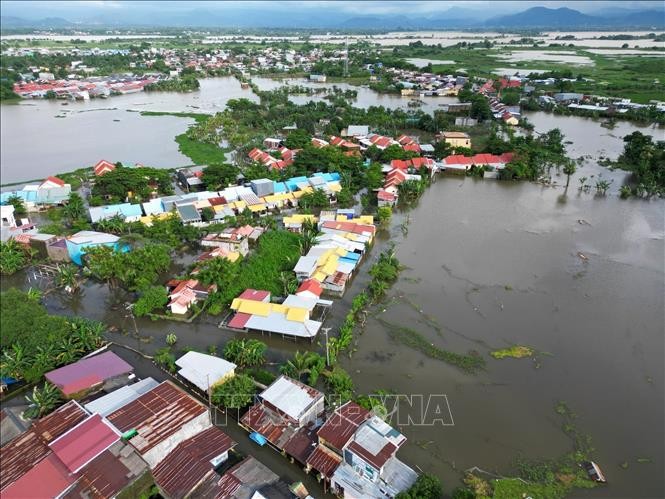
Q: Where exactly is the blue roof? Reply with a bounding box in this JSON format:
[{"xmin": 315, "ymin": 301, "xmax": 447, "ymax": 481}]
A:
[
  {"xmin": 341, "ymin": 252, "xmax": 361, "ymax": 261},
  {"xmin": 273, "ymin": 182, "xmax": 287, "ymax": 193},
  {"xmin": 285, "ymin": 176, "xmax": 308, "ymax": 191},
  {"xmin": 119, "ymin": 203, "xmax": 143, "ymax": 217},
  {"xmin": 1, "ymin": 190, "xmax": 38, "ymax": 204},
  {"xmin": 340, "ymin": 257, "xmax": 360, "ymax": 266},
  {"xmin": 249, "ymin": 432, "xmax": 267, "ymax": 446}
]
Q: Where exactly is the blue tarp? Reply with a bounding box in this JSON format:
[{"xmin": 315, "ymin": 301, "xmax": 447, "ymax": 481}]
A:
[{"xmin": 249, "ymin": 432, "xmax": 267, "ymax": 446}]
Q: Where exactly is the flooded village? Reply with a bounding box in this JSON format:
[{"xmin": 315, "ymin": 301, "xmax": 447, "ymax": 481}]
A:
[{"xmin": 1, "ymin": 5, "xmax": 664, "ymax": 499}]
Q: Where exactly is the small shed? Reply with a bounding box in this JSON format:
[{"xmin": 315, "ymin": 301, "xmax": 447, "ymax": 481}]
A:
[{"xmin": 175, "ymin": 352, "xmax": 236, "ymax": 392}]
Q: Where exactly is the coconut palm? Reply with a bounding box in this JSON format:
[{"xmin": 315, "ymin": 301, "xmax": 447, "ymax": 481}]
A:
[
  {"xmin": 24, "ymin": 383, "xmax": 62, "ymax": 419},
  {"xmin": 62, "ymin": 193, "xmax": 86, "ymax": 222},
  {"xmin": 223, "ymin": 338, "xmax": 267, "ymax": 369},
  {"xmin": 563, "ymin": 160, "xmax": 576, "ymax": 191}
]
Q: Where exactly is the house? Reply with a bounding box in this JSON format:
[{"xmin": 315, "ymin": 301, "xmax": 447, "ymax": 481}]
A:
[
  {"xmin": 65, "ymin": 230, "xmax": 123, "ymax": 265},
  {"xmin": 175, "ymin": 165, "xmax": 206, "ymax": 192},
  {"xmin": 0, "ymin": 402, "xmax": 88, "ymax": 495},
  {"xmin": 195, "ymin": 456, "xmax": 284, "ymax": 498},
  {"xmin": 175, "ymin": 351, "xmax": 236, "ymax": 393},
  {"xmin": 240, "ymin": 375, "xmax": 324, "ymax": 454},
  {"xmin": 106, "ymin": 381, "xmax": 212, "ymax": 468},
  {"xmin": 306, "ymin": 401, "xmax": 371, "ymax": 483},
  {"xmin": 151, "ymin": 426, "xmax": 236, "ymax": 499},
  {"xmin": 309, "ymin": 74, "xmax": 327, "ymax": 83},
  {"xmin": 1, "ymin": 404, "xmax": 149, "ymax": 499},
  {"xmin": 330, "ymin": 416, "xmax": 417, "ymax": 498},
  {"xmin": 40, "ymin": 176, "xmax": 66, "ymax": 189},
  {"xmin": 93, "ymin": 159, "xmax": 116, "ymax": 176},
  {"xmin": 296, "ymin": 278, "xmax": 323, "ymax": 300},
  {"xmin": 45, "ymin": 351, "xmax": 134, "ymax": 399},
  {"xmin": 263, "ymin": 137, "xmax": 282, "ymax": 150},
  {"xmin": 166, "ymin": 279, "xmax": 216, "ymax": 315},
  {"xmin": 89, "ymin": 203, "xmax": 143, "ymax": 223},
  {"xmin": 227, "ymin": 290, "xmax": 323, "ymax": 339},
  {"xmin": 311, "ymin": 137, "xmax": 329, "ymax": 148},
  {"xmin": 437, "ymin": 131, "xmax": 471, "ymax": 149},
  {"xmin": 377, "ymin": 188, "xmax": 398, "ymax": 207},
  {"xmin": 343, "ymin": 125, "xmax": 369, "ymax": 137},
  {"xmin": 176, "ymin": 203, "xmax": 201, "ymax": 224},
  {"xmin": 84, "ymin": 377, "xmax": 160, "ymax": 417},
  {"xmin": 201, "ymin": 225, "xmax": 258, "ymax": 256}
]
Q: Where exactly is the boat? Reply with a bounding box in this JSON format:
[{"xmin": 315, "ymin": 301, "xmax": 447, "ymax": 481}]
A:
[{"xmin": 581, "ymin": 461, "xmax": 607, "ymax": 483}]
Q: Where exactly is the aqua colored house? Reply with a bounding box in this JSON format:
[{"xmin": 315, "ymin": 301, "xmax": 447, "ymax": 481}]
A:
[{"xmin": 65, "ymin": 230, "xmax": 125, "ymax": 265}]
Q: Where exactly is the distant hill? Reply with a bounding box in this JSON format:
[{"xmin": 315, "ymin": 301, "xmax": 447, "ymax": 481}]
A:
[
  {"xmin": 487, "ymin": 7, "xmax": 598, "ymax": 28},
  {"xmin": 1, "ymin": 6, "xmax": 664, "ymax": 30}
]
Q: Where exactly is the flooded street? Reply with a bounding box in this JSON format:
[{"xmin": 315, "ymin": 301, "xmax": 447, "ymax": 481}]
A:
[{"xmin": 1, "ymin": 71, "xmax": 663, "ymax": 497}]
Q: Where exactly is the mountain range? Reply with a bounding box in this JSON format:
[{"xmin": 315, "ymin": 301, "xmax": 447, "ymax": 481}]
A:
[{"xmin": 1, "ymin": 6, "xmax": 664, "ymax": 30}]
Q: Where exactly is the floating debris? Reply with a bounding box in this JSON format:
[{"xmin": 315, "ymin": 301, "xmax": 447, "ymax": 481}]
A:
[
  {"xmin": 490, "ymin": 345, "xmax": 534, "ymax": 359},
  {"xmin": 577, "ymin": 252, "xmax": 589, "ymax": 261}
]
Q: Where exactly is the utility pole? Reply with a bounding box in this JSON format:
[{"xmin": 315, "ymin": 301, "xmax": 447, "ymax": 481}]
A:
[{"xmin": 322, "ymin": 327, "xmax": 332, "ymax": 366}]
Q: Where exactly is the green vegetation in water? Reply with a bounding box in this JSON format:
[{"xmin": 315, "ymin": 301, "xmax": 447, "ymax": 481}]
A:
[
  {"xmin": 490, "ymin": 345, "xmax": 534, "ymax": 359},
  {"xmin": 377, "ymin": 318, "xmax": 485, "ymax": 374},
  {"xmin": 0, "ymin": 289, "xmax": 105, "ymax": 384},
  {"xmin": 144, "ymin": 75, "xmax": 200, "ymax": 92}
]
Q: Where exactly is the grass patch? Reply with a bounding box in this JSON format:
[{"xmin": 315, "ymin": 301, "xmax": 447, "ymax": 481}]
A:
[
  {"xmin": 377, "ymin": 318, "xmax": 485, "ymax": 373},
  {"xmin": 140, "ymin": 110, "xmax": 208, "ymax": 122},
  {"xmin": 490, "ymin": 345, "xmax": 534, "ymax": 359},
  {"xmin": 174, "ymin": 132, "xmax": 229, "ymax": 165}
]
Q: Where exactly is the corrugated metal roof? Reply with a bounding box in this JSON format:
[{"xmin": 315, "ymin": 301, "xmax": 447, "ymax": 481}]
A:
[
  {"xmin": 175, "ymin": 352, "xmax": 236, "ymax": 392},
  {"xmin": 260, "ymin": 376, "xmax": 323, "ymax": 423},
  {"xmin": 49, "ymin": 414, "xmax": 120, "ymax": 473},
  {"xmin": 0, "ymin": 401, "xmax": 88, "ymax": 492},
  {"xmin": 306, "ymin": 445, "xmax": 342, "ymax": 478},
  {"xmin": 152, "ymin": 426, "xmax": 235, "ymax": 499},
  {"xmin": 45, "ymin": 351, "xmax": 133, "ymax": 395},
  {"xmin": 317, "ymin": 401, "xmax": 371, "ymax": 452},
  {"xmin": 106, "ymin": 381, "xmax": 207, "ymax": 455},
  {"xmin": 84, "ymin": 378, "xmax": 159, "ymax": 417}
]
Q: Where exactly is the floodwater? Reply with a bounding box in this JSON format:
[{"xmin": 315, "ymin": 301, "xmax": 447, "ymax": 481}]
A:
[
  {"xmin": 0, "ymin": 77, "xmax": 258, "ymax": 183},
  {"xmin": 494, "ymin": 50, "xmax": 595, "ymax": 65},
  {"xmin": 251, "ymin": 76, "xmax": 458, "ymax": 114},
  {"xmin": 2, "ymin": 108, "xmax": 663, "ymax": 496}
]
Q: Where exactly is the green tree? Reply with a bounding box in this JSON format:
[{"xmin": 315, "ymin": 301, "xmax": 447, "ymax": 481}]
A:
[
  {"xmin": 562, "ymin": 160, "xmax": 576, "ymax": 190},
  {"xmin": 469, "ymin": 95, "xmax": 492, "ymax": 121},
  {"xmin": 6, "ymin": 195, "xmax": 27, "ymax": 216},
  {"xmin": 153, "ymin": 347, "xmax": 176, "ymax": 372},
  {"xmin": 24, "ymin": 383, "xmax": 62, "ymax": 419},
  {"xmin": 325, "ymin": 366, "xmax": 355, "ymax": 402},
  {"xmin": 299, "ymin": 188, "xmax": 330, "ymax": 211},
  {"xmin": 54, "ymin": 263, "xmax": 82, "ymax": 292},
  {"xmin": 202, "ymin": 163, "xmax": 238, "ymax": 190},
  {"xmin": 211, "ymin": 374, "xmax": 257, "ymax": 408},
  {"xmin": 284, "ymin": 129, "xmax": 311, "ymax": 149},
  {"xmin": 166, "ymin": 333, "xmax": 178, "ymax": 346},
  {"xmin": 377, "ymin": 206, "xmax": 392, "ymax": 226},
  {"xmin": 134, "ymin": 286, "xmax": 168, "ymax": 316},
  {"xmin": 396, "ymin": 473, "xmax": 443, "ymax": 499},
  {"xmin": 0, "ymin": 240, "xmax": 28, "ymax": 275},
  {"xmin": 62, "ymin": 192, "xmax": 86, "ymax": 222},
  {"xmin": 223, "ymin": 338, "xmax": 267, "ymax": 369}
]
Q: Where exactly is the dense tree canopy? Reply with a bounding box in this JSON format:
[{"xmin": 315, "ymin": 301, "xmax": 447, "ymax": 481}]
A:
[{"xmin": 91, "ymin": 166, "xmax": 173, "ymax": 204}]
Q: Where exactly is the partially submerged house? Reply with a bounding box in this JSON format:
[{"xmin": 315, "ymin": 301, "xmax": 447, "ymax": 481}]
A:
[
  {"xmin": 436, "ymin": 131, "xmax": 471, "ymax": 149},
  {"xmin": 45, "ymin": 351, "xmax": 134, "ymax": 399},
  {"xmin": 65, "ymin": 230, "xmax": 124, "ymax": 265},
  {"xmin": 166, "ymin": 279, "xmax": 216, "ymax": 315},
  {"xmin": 227, "ymin": 290, "xmax": 326, "ymax": 340}
]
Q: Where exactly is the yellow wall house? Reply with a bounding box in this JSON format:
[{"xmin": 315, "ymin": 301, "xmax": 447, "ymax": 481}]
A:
[{"xmin": 440, "ymin": 131, "xmax": 471, "ymax": 149}]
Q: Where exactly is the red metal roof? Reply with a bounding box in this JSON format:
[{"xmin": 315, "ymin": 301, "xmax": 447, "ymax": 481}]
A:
[
  {"xmin": 240, "ymin": 404, "xmax": 291, "ymax": 449},
  {"xmin": 152, "ymin": 426, "xmax": 235, "ymax": 499},
  {"xmin": 42, "ymin": 175, "xmax": 66, "ymax": 187},
  {"xmin": 62, "ymin": 374, "xmax": 104, "ymax": 397},
  {"xmin": 390, "ymin": 159, "xmax": 409, "ymax": 170},
  {"xmin": 49, "ymin": 414, "xmax": 119, "ymax": 473},
  {"xmin": 238, "ymin": 289, "xmax": 270, "ymax": 302},
  {"xmin": 321, "ymin": 220, "xmax": 376, "ymax": 236},
  {"xmin": 282, "ymin": 424, "xmax": 318, "ymax": 464},
  {"xmin": 348, "ymin": 439, "xmax": 397, "ymax": 471},
  {"xmin": 106, "ymin": 381, "xmax": 207, "ymax": 455},
  {"xmin": 306, "ymin": 445, "xmax": 342, "ymax": 478},
  {"xmin": 296, "ymin": 278, "xmax": 323, "ymax": 298},
  {"xmin": 316, "ymin": 401, "xmax": 370, "ymax": 452},
  {"xmin": 377, "ymin": 189, "xmax": 397, "ymax": 202},
  {"xmin": 45, "ymin": 351, "xmax": 133, "ymax": 396},
  {"xmin": 94, "ymin": 160, "xmax": 116, "ymax": 176},
  {"xmin": 2, "ymin": 453, "xmax": 74, "ymax": 499},
  {"xmin": 0, "ymin": 401, "xmax": 87, "ymax": 492},
  {"xmin": 64, "ymin": 443, "xmax": 144, "ymax": 499},
  {"xmin": 227, "ymin": 312, "xmax": 251, "ymax": 329}
]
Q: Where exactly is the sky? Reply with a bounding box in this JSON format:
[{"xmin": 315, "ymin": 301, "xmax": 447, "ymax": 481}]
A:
[{"xmin": 2, "ymin": 0, "xmax": 663, "ymax": 19}]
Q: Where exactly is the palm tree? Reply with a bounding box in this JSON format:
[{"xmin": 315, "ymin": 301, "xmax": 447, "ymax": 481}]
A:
[
  {"xmin": 223, "ymin": 338, "xmax": 267, "ymax": 369},
  {"xmin": 62, "ymin": 193, "xmax": 86, "ymax": 222},
  {"xmin": 1, "ymin": 344, "xmax": 29, "ymax": 380},
  {"xmin": 279, "ymin": 271, "xmax": 298, "ymax": 297},
  {"xmin": 56, "ymin": 337, "xmax": 84, "ymax": 365},
  {"xmin": 24, "ymin": 383, "xmax": 62, "ymax": 419},
  {"xmin": 563, "ymin": 160, "xmax": 576, "ymax": 191}
]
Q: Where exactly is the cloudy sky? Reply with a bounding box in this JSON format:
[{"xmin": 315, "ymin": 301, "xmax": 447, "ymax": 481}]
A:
[{"xmin": 2, "ymin": 0, "xmax": 662, "ymax": 19}]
